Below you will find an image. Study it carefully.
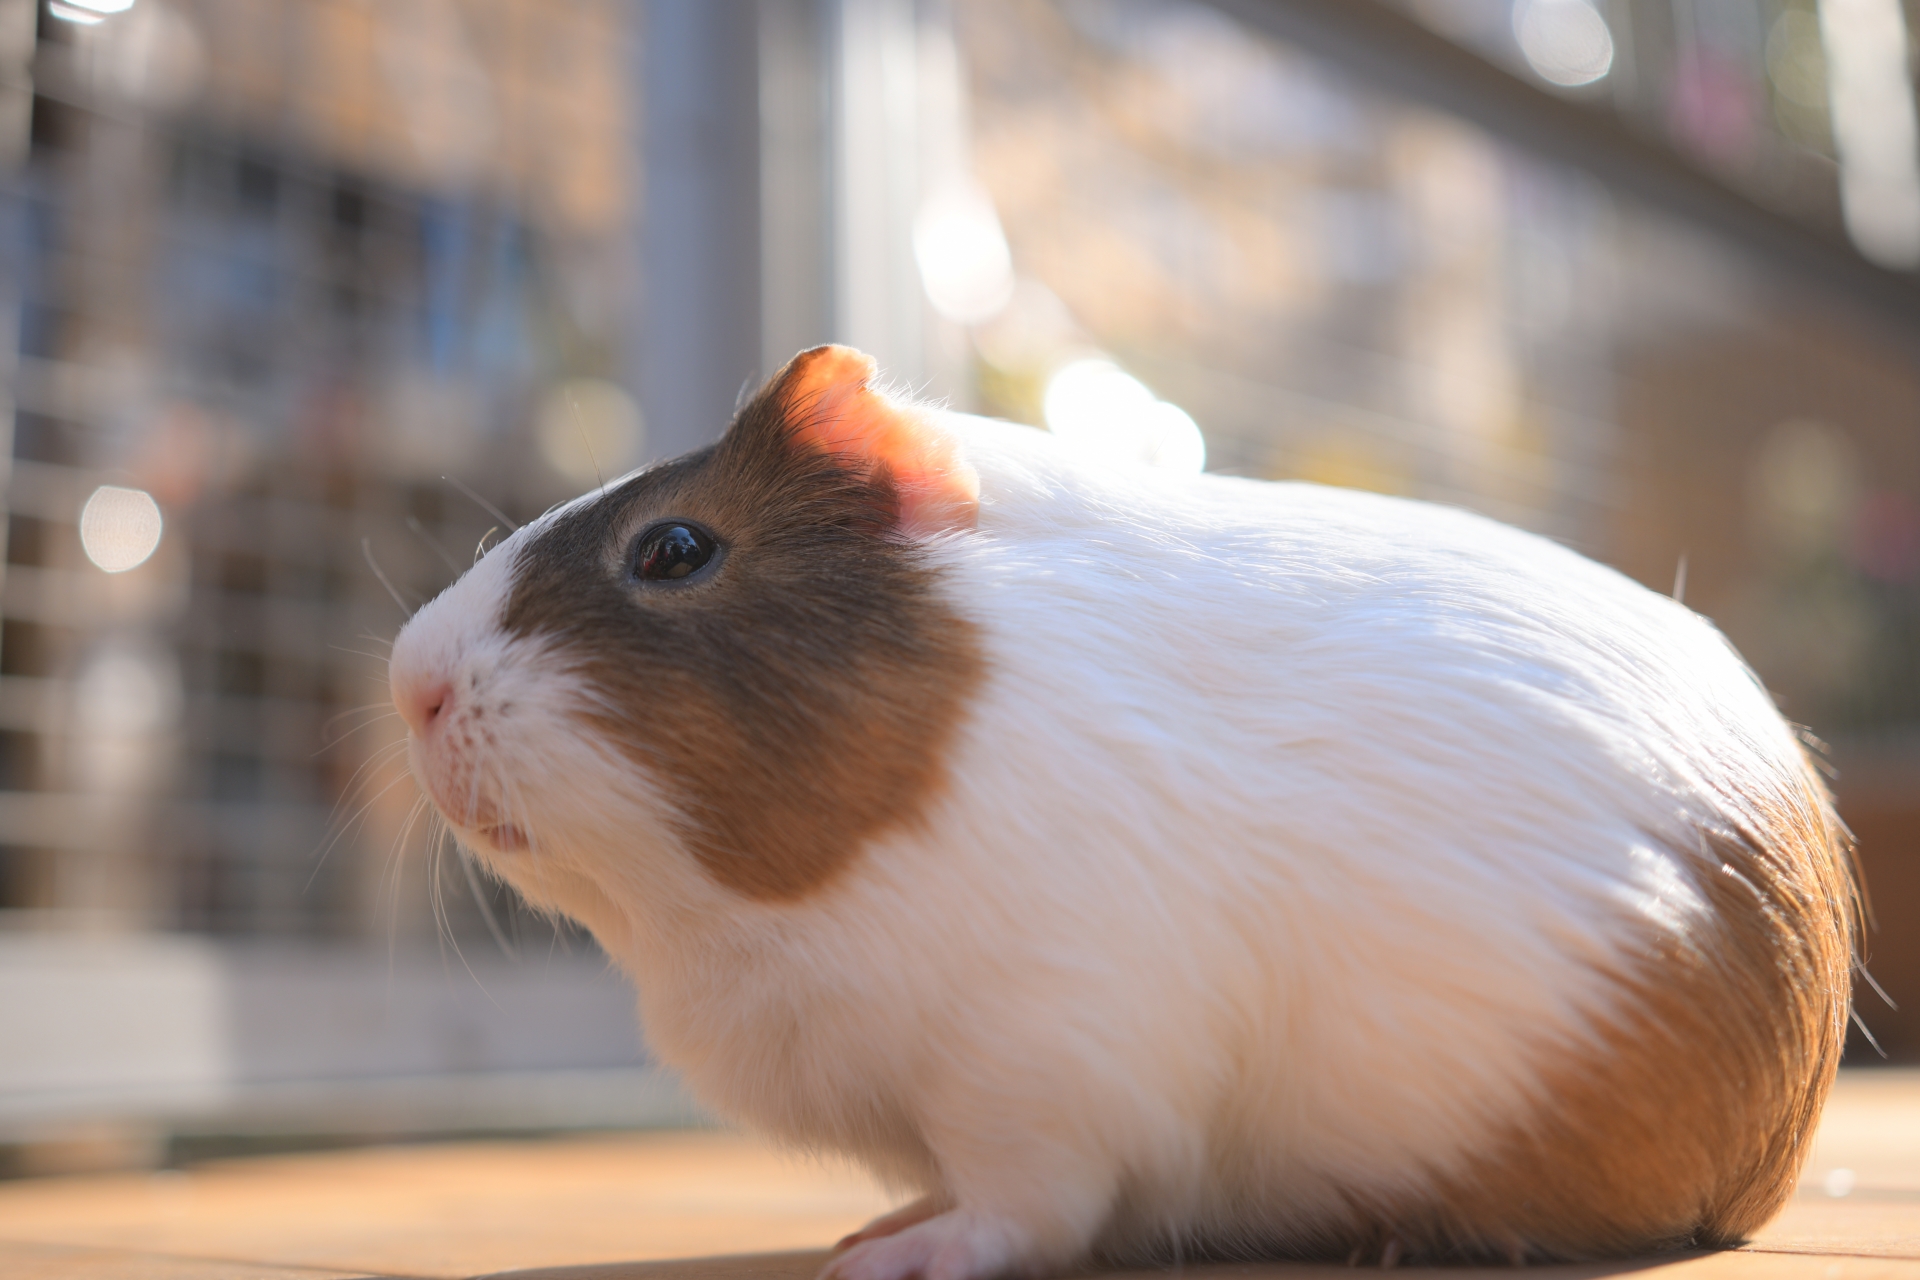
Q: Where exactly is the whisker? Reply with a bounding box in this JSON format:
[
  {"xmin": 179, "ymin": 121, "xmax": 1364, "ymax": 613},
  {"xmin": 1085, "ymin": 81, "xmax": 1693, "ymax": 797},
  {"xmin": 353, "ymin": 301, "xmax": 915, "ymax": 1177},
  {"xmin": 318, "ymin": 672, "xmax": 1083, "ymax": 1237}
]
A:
[
  {"xmin": 430, "ymin": 825, "xmax": 452, "ymax": 962},
  {"xmin": 1851, "ymin": 1006, "xmax": 1889, "ymax": 1058},
  {"xmin": 431, "ymin": 822, "xmax": 501, "ymax": 1008},
  {"xmin": 323, "ymin": 736, "xmax": 413, "ymax": 812},
  {"xmin": 386, "ymin": 792, "xmax": 435, "ymax": 980},
  {"xmin": 498, "ymin": 768, "xmax": 547, "ymax": 894},
  {"xmin": 406, "ymin": 515, "xmax": 465, "ymax": 578},
  {"xmin": 324, "ymin": 700, "xmax": 402, "ymax": 726},
  {"xmin": 1859, "ymin": 963, "xmax": 1899, "ymax": 1011},
  {"xmin": 499, "ymin": 771, "xmax": 570, "ymax": 966},
  {"xmin": 316, "ymin": 706, "xmax": 402, "ymax": 756},
  {"xmin": 331, "ymin": 645, "xmax": 397, "ymax": 667},
  {"xmin": 388, "ymin": 793, "xmax": 432, "ymax": 903},
  {"xmin": 362, "ymin": 538, "xmax": 417, "ymax": 617},
  {"xmin": 309, "ymin": 739, "xmax": 416, "ymax": 884},
  {"xmin": 307, "ymin": 766, "xmax": 415, "ymax": 894},
  {"xmin": 443, "ymin": 475, "xmax": 519, "ymax": 532},
  {"xmin": 566, "ymin": 384, "xmax": 608, "ymax": 495},
  {"xmin": 461, "ymin": 847, "xmax": 517, "ymax": 960}
]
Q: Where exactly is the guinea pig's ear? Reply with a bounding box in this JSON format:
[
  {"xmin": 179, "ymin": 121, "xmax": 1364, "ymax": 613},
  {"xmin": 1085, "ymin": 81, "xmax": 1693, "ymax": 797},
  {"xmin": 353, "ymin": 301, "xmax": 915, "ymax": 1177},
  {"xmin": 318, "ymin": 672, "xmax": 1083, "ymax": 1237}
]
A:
[{"xmin": 772, "ymin": 345, "xmax": 979, "ymax": 535}]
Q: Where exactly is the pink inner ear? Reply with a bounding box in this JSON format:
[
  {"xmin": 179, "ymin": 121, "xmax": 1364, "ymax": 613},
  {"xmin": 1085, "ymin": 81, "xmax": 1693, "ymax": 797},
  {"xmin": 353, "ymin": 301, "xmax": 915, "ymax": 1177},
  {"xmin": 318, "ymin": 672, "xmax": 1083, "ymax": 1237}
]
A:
[{"xmin": 779, "ymin": 346, "xmax": 979, "ymax": 534}]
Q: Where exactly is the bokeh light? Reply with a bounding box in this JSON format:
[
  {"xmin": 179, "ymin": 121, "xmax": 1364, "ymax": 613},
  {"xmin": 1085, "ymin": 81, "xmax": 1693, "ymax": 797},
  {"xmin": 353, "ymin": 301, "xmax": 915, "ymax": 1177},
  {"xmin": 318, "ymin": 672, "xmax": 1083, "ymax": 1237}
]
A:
[
  {"xmin": 75, "ymin": 640, "xmax": 184, "ymax": 795},
  {"xmin": 1749, "ymin": 418, "xmax": 1861, "ymax": 559},
  {"xmin": 1042, "ymin": 358, "xmax": 1206, "ymax": 474},
  {"xmin": 1821, "ymin": 0, "xmax": 1920, "ymax": 268},
  {"xmin": 51, "ymin": 0, "xmax": 134, "ymax": 23},
  {"xmin": 914, "ymin": 179, "xmax": 1017, "ymax": 325},
  {"xmin": 1512, "ymin": 0, "xmax": 1615, "ymax": 88},
  {"xmin": 536, "ymin": 378, "xmax": 645, "ymax": 488},
  {"xmin": 79, "ymin": 485, "xmax": 164, "ymax": 573}
]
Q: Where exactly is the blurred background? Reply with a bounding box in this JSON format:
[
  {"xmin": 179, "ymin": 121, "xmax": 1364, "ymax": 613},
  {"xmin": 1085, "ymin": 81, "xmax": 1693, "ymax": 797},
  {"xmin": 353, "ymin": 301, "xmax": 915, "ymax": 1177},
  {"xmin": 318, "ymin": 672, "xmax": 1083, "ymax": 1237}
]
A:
[{"xmin": 0, "ymin": 0, "xmax": 1915, "ymax": 1175}]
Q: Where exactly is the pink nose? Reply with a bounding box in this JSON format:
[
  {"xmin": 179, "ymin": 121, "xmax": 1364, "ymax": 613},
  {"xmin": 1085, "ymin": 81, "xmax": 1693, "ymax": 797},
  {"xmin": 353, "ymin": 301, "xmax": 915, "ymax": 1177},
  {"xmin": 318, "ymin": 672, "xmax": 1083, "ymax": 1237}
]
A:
[{"xmin": 395, "ymin": 677, "xmax": 454, "ymax": 737}]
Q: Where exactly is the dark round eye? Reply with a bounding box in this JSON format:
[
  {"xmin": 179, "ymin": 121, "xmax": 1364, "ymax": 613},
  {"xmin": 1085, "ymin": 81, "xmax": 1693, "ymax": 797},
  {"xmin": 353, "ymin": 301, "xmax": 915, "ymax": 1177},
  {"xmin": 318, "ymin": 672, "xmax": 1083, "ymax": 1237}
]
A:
[{"xmin": 633, "ymin": 523, "xmax": 717, "ymax": 582}]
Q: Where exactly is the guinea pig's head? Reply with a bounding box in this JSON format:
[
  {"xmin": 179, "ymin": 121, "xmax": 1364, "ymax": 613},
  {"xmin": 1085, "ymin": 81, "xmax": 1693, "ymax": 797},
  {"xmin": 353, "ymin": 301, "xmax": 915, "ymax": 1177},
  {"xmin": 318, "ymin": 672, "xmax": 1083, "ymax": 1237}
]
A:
[{"xmin": 387, "ymin": 346, "xmax": 984, "ymax": 923}]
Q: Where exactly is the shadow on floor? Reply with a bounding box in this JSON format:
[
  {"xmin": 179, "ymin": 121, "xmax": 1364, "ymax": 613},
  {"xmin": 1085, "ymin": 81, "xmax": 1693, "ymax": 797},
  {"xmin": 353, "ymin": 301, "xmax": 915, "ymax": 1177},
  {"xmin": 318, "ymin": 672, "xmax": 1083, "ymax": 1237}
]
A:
[
  {"xmin": 476, "ymin": 1247, "xmax": 1703, "ymax": 1280},
  {"xmin": 477, "ymin": 1250, "xmax": 831, "ymax": 1280}
]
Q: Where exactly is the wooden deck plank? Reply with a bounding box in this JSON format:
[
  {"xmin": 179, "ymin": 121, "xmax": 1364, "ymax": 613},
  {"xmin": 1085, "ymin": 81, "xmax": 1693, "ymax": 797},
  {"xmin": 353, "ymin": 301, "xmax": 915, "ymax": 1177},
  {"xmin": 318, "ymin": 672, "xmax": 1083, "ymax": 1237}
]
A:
[
  {"xmin": 0, "ymin": 1072, "xmax": 1912, "ymax": 1279},
  {"xmin": 0, "ymin": 1237, "xmax": 383, "ymax": 1280},
  {"xmin": 0, "ymin": 1132, "xmax": 892, "ymax": 1278}
]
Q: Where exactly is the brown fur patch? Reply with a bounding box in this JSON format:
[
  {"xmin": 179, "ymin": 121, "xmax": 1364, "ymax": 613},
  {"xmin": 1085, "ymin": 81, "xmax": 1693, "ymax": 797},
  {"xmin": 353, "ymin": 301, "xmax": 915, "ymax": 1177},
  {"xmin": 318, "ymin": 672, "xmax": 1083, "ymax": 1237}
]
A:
[
  {"xmin": 1339, "ymin": 753, "xmax": 1860, "ymax": 1263},
  {"xmin": 501, "ymin": 352, "xmax": 985, "ymax": 901}
]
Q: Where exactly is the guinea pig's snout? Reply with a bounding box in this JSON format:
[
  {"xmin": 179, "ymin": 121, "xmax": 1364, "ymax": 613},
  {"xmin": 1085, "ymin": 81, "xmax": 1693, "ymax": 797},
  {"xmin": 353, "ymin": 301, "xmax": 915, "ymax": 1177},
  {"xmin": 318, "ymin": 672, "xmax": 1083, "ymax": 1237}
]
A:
[{"xmin": 394, "ymin": 673, "xmax": 454, "ymax": 737}]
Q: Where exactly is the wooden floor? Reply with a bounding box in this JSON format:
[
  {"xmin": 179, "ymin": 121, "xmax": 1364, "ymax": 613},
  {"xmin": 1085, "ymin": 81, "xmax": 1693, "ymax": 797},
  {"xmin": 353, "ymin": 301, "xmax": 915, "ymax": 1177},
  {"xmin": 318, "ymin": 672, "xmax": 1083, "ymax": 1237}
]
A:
[{"xmin": 0, "ymin": 1072, "xmax": 1915, "ymax": 1280}]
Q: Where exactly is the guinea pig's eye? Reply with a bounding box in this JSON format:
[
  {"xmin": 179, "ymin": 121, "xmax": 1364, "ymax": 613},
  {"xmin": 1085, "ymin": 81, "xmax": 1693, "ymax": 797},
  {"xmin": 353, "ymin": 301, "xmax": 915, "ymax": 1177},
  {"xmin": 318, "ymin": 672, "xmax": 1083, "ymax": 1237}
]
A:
[{"xmin": 632, "ymin": 523, "xmax": 717, "ymax": 582}]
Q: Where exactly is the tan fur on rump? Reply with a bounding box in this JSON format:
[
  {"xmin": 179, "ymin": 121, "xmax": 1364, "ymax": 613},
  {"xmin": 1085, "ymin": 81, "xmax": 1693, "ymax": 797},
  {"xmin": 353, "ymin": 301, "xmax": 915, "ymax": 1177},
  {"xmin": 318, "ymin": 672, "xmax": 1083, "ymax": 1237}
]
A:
[
  {"xmin": 1338, "ymin": 753, "xmax": 1860, "ymax": 1263},
  {"xmin": 503, "ymin": 352, "xmax": 984, "ymax": 901}
]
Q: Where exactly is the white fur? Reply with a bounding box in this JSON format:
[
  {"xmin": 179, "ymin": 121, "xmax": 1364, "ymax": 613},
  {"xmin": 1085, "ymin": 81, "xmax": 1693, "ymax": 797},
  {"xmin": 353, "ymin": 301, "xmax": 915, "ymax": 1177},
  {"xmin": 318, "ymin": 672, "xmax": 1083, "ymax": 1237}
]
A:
[{"xmin": 390, "ymin": 414, "xmax": 1815, "ymax": 1277}]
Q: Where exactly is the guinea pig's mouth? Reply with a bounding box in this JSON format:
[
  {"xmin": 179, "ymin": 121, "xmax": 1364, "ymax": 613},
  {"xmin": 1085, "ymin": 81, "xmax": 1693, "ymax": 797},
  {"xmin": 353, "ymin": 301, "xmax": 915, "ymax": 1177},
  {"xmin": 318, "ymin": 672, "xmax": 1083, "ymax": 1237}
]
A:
[{"xmin": 422, "ymin": 786, "xmax": 532, "ymax": 853}]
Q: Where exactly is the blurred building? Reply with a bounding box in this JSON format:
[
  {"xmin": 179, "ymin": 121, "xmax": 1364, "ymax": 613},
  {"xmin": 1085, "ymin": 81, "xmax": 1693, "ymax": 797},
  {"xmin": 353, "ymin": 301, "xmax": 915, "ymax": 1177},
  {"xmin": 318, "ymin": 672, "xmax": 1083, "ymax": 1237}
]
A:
[
  {"xmin": 0, "ymin": 0, "xmax": 1916, "ymax": 1169},
  {"xmin": 0, "ymin": 0, "xmax": 671, "ymax": 1168},
  {"xmin": 3, "ymin": 0, "xmax": 638, "ymax": 936}
]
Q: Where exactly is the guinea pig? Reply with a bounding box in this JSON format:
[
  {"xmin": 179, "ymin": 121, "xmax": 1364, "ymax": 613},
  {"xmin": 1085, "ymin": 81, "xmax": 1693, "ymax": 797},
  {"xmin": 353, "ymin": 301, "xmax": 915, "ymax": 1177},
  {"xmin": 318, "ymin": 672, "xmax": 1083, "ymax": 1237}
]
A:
[{"xmin": 389, "ymin": 344, "xmax": 1857, "ymax": 1278}]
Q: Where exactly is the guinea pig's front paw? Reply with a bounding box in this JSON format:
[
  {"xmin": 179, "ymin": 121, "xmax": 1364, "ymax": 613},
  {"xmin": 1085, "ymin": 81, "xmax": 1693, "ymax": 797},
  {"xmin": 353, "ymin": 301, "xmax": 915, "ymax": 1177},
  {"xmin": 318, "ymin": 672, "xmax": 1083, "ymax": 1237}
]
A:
[
  {"xmin": 834, "ymin": 1195, "xmax": 948, "ymax": 1251},
  {"xmin": 820, "ymin": 1209, "xmax": 1028, "ymax": 1280}
]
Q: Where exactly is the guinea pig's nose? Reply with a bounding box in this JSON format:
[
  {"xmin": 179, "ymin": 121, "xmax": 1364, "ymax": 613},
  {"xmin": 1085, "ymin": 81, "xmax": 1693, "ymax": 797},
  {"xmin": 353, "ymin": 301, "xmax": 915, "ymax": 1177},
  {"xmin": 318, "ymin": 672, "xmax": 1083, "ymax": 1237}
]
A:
[{"xmin": 395, "ymin": 676, "xmax": 454, "ymax": 737}]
